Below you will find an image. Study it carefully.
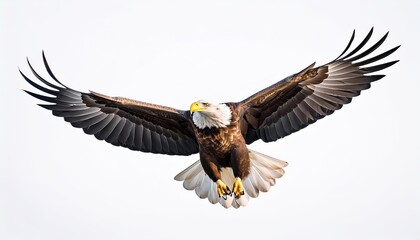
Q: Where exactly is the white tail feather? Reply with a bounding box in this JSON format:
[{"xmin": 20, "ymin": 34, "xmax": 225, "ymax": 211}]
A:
[{"xmin": 174, "ymin": 149, "xmax": 288, "ymax": 208}]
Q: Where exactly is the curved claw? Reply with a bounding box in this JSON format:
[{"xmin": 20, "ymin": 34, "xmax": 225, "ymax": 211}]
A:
[
  {"xmin": 216, "ymin": 180, "xmax": 231, "ymax": 198},
  {"xmin": 233, "ymin": 177, "xmax": 245, "ymax": 199}
]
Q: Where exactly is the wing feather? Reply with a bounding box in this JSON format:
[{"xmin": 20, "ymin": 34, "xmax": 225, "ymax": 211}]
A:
[
  {"xmin": 107, "ymin": 117, "xmax": 126, "ymax": 144},
  {"xmin": 236, "ymin": 28, "xmax": 399, "ymax": 144},
  {"xmin": 85, "ymin": 114, "xmax": 115, "ymax": 135},
  {"xmin": 95, "ymin": 115, "xmax": 121, "ymax": 140},
  {"xmin": 355, "ymin": 46, "xmax": 400, "ymax": 66}
]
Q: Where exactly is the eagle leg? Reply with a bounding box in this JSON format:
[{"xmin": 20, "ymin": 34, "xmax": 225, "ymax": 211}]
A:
[
  {"xmin": 232, "ymin": 177, "xmax": 245, "ymax": 199},
  {"xmin": 216, "ymin": 179, "xmax": 232, "ymax": 199}
]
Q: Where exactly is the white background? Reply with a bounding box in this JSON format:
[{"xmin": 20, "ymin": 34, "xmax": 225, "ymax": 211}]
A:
[{"xmin": 1, "ymin": 0, "xmax": 419, "ymax": 239}]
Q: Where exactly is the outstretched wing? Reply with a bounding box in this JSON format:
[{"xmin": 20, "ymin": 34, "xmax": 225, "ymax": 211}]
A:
[
  {"xmin": 236, "ymin": 28, "xmax": 399, "ymax": 144},
  {"xmin": 22, "ymin": 53, "xmax": 199, "ymax": 155}
]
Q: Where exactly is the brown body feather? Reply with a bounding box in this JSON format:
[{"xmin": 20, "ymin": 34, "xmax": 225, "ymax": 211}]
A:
[{"xmin": 192, "ymin": 104, "xmax": 250, "ymax": 181}]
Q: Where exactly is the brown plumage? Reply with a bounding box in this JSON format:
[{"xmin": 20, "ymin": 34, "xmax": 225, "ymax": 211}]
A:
[
  {"xmin": 193, "ymin": 104, "xmax": 250, "ymax": 182},
  {"xmin": 22, "ymin": 28, "xmax": 399, "ymax": 208}
]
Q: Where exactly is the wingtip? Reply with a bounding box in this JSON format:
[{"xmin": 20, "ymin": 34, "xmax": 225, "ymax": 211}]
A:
[
  {"xmin": 26, "ymin": 56, "xmax": 32, "ymax": 67},
  {"xmin": 362, "ymin": 60, "xmax": 400, "ymax": 72},
  {"xmin": 42, "ymin": 51, "xmax": 48, "ymax": 65},
  {"xmin": 41, "ymin": 51, "xmax": 68, "ymax": 88},
  {"xmin": 26, "ymin": 57, "xmax": 35, "ymax": 71},
  {"xmin": 37, "ymin": 103, "xmax": 53, "ymax": 110},
  {"xmin": 41, "ymin": 50, "xmax": 48, "ymax": 68},
  {"xmin": 333, "ymin": 29, "xmax": 356, "ymax": 62},
  {"xmin": 19, "ymin": 68, "xmax": 29, "ymax": 80},
  {"xmin": 42, "ymin": 50, "xmax": 48, "ymax": 66}
]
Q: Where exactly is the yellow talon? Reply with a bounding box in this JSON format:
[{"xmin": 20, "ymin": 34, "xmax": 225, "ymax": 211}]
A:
[
  {"xmin": 233, "ymin": 177, "xmax": 244, "ymax": 198},
  {"xmin": 216, "ymin": 180, "xmax": 231, "ymax": 198}
]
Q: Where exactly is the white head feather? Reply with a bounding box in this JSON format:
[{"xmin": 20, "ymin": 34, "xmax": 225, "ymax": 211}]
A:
[{"xmin": 191, "ymin": 101, "xmax": 232, "ymax": 129}]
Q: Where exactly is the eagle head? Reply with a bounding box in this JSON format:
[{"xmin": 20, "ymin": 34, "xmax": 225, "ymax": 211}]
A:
[{"xmin": 190, "ymin": 100, "xmax": 232, "ymax": 129}]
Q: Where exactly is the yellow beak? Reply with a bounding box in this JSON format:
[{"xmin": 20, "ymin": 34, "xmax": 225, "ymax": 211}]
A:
[{"xmin": 190, "ymin": 101, "xmax": 206, "ymax": 113}]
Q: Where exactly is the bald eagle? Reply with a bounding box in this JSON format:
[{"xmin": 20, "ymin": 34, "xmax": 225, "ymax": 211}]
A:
[{"xmin": 22, "ymin": 28, "xmax": 399, "ymax": 208}]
